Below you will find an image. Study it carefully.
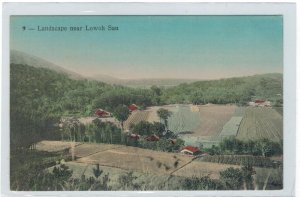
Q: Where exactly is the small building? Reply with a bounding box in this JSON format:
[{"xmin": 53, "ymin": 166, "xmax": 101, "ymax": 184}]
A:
[
  {"xmin": 248, "ymin": 99, "xmax": 271, "ymax": 107},
  {"xmin": 128, "ymin": 133, "xmax": 140, "ymax": 141},
  {"xmin": 145, "ymin": 134, "xmax": 160, "ymax": 141},
  {"xmin": 180, "ymin": 146, "xmax": 201, "ymax": 156},
  {"xmin": 94, "ymin": 109, "xmax": 111, "ymax": 118},
  {"xmin": 128, "ymin": 104, "xmax": 138, "ymax": 111}
]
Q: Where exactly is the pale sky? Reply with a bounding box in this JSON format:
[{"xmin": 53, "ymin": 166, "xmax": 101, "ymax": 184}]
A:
[{"xmin": 10, "ymin": 15, "xmax": 283, "ymax": 79}]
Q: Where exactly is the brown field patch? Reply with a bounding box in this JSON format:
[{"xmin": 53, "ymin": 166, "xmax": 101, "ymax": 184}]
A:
[
  {"xmin": 73, "ymin": 143, "xmax": 123, "ymax": 158},
  {"xmin": 36, "ymin": 140, "xmax": 82, "ymax": 152},
  {"xmin": 173, "ymin": 161, "xmax": 240, "ymax": 179},
  {"xmin": 40, "ymin": 141, "xmax": 245, "ymax": 181},
  {"xmin": 193, "ymin": 104, "xmax": 237, "ymax": 136},
  {"xmin": 124, "ymin": 104, "xmax": 238, "ymax": 139},
  {"xmin": 76, "ymin": 145, "xmax": 192, "ymax": 175}
]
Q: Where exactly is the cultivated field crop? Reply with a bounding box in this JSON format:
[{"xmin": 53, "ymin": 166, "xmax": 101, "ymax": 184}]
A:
[
  {"xmin": 172, "ymin": 161, "xmax": 239, "ymax": 179},
  {"xmin": 167, "ymin": 105, "xmax": 200, "ymax": 133},
  {"xmin": 124, "ymin": 110, "xmax": 150, "ymax": 130},
  {"xmin": 76, "ymin": 144, "xmax": 193, "ymax": 175},
  {"xmin": 218, "ymin": 116, "xmax": 243, "ymax": 139},
  {"xmin": 199, "ymin": 155, "xmax": 279, "ymax": 168},
  {"xmin": 125, "ymin": 104, "xmax": 237, "ymax": 138},
  {"xmin": 38, "ymin": 141, "xmax": 240, "ymax": 180},
  {"xmin": 236, "ymin": 107, "xmax": 283, "ymax": 142},
  {"xmin": 193, "ymin": 104, "xmax": 237, "ymax": 137}
]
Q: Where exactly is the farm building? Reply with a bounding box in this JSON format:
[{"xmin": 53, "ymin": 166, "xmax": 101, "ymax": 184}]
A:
[
  {"xmin": 128, "ymin": 104, "xmax": 139, "ymax": 111},
  {"xmin": 180, "ymin": 146, "xmax": 201, "ymax": 156},
  {"xmin": 128, "ymin": 133, "xmax": 140, "ymax": 141},
  {"xmin": 248, "ymin": 99, "xmax": 271, "ymax": 107},
  {"xmin": 145, "ymin": 134, "xmax": 160, "ymax": 141},
  {"xmin": 94, "ymin": 109, "xmax": 111, "ymax": 118}
]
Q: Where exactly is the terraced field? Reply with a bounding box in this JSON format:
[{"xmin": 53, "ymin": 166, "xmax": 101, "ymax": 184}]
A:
[
  {"xmin": 122, "ymin": 104, "xmax": 283, "ymax": 146},
  {"xmin": 236, "ymin": 107, "xmax": 283, "ymax": 142},
  {"xmin": 38, "ymin": 141, "xmax": 238, "ymax": 179},
  {"xmin": 125, "ymin": 104, "xmax": 237, "ymax": 137}
]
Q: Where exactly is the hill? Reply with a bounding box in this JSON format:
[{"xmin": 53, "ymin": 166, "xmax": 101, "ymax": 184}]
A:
[
  {"xmin": 161, "ymin": 73, "xmax": 283, "ymax": 105},
  {"xmin": 10, "ymin": 50, "xmax": 84, "ymax": 80},
  {"xmin": 10, "ymin": 63, "xmax": 283, "ymax": 150},
  {"xmin": 90, "ymin": 74, "xmax": 197, "ymax": 88}
]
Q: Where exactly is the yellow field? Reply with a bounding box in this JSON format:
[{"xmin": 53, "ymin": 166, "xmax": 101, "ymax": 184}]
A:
[
  {"xmin": 37, "ymin": 140, "xmax": 238, "ymax": 179},
  {"xmin": 194, "ymin": 104, "xmax": 237, "ymax": 136},
  {"xmin": 75, "ymin": 144, "xmax": 193, "ymax": 175},
  {"xmin": 173, "ymin": 161, "xmax": 239, "ymax": 179},
  {"xmin": 36, "ymin": 140, "xmax": 82, "ymax": 152}
]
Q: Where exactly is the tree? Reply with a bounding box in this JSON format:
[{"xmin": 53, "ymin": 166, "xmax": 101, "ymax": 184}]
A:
[
  {"xmin": 113, "ymin": 105, "xmax": 130, "ymax": 130},
  {"xmin": 182, "ymin": 176, "xmax": 224, "ymax": 190},
  {"xmin": 93, "ymin": 164, "xmax": 103, "ymax": 179},
  {"xmin": 254, "ymin": 139, "xmax": 274, "ymax": 157},
  {"xmin": 220, "ymin": 167, "xmax": 243, "ymax": 190},
  {"xmin": 118, "ymin": 171, "xmax": 142, "ymax": 190},
  {"xmin": 131, "ymin": 121, "xmax": 152, "ymax": 136},
  {"xmin": 157, "ymin": 108, "xmax": 172, "ymax": 129},
  {"xmin": 59, "ymin": 117, "xmax": 81, "ymax": 141},
  {"xmin": 150, "ymin": 122, "xmax": 165, "ymax": 137},
  {"xmin": 241, "ymin": 162, "xmax": 256, "ymax": 190}
]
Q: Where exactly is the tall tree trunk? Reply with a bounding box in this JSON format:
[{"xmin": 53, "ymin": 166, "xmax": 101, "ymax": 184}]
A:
[
  {"xmin": 243, "ymin": 181, "xmax": 247, "ymax": 190},
  {"xmin": 121, "ymin": 121, "xmax": 124, "ymax": 131},
  {"xmin": 263, "ymin": 171, "xmax": 271, "ymax": 190}
]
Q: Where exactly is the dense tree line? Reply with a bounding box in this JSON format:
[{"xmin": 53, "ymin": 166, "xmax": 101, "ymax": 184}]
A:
[
  {"xmin": 200, "ymin": 155, "xmax": 280, "ymax": 168},
  {"xmin": 204, "ymin": 137, "xmax": 282, "ymax": 157},
  {"xmin": 160, "ymin": 74, "xmax": 283, "ymax": 105}
]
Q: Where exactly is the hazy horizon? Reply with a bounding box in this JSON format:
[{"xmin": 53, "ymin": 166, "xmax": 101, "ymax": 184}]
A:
[{"xmin": 11, "ymin": 16, "xmax": 283, "ymax": 80}]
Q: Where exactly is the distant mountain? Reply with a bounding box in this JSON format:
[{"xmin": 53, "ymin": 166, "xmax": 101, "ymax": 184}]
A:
[
  {"xmin": 91, "ymin": 74, "xmax": 122, "ymax": 84},
  {"xmin": 10, "ymin": 50, "xmax": 84, "ymax": 80},
  {"xmin": 10, "ymin": 50, "xmax": 197, "ymax": 87},
  {"xmin": 10, "ymin": 50, "xmax": 282, "ymax": 90},
  {"xmin": 90, "ymin": 74, "xmax": 198, "ymax": 88},
  {"xmin": 120, "ymin": 78, "xmax": 198, "ymax": 88}
]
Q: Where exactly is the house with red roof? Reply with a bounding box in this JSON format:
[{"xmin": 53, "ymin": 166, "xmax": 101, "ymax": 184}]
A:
[
  {"xmin": 145, "ymin": 134, "xmax": 160, "ymax": 141},
  {"xmin": 128, "ymin": 133, "xmax": 140, "ymax": 141},
  {"xmin": 94, "ymin": 109, "xmax": 111, "ymax": 118},
  {"xmin": 180, "ymin": 146, "xmax": 201, "ymax": 156},
  {"xmin": 248, "ymin": 99, "xmax": 271, "ymax": 107},
  {"xmin": 128, "ymin": 104, "xmax": 138, "ymax": 111}
]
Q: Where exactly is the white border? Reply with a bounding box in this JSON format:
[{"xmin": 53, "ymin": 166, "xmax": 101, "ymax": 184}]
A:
[{"xmin": 1, "ymin": 3, "xmax": 296, "ymax": 197}]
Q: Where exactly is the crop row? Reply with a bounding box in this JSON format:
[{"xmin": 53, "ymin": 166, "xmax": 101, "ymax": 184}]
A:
[{"xmin": 199, "ymin": 155, "xmax": 280, "ymax": 168}]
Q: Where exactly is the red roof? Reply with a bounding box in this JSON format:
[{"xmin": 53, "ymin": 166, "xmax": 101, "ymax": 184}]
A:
[
  {"xmin": 182, "ymin": 146, "xmax": 200, "ymax": 153},
  {"xmin": 128, "ymin": 134, "xmax": 140, "ymax": 140},
  {"xmin": 255, "ymin": 99, "xmax": 266, "ymax": 104},
  {"xmin": 128, "ymin": 104, "xmax": 138, "ymax": 111},
  {"xmin": 145, "ymin": 134, "xmax": 160, "ymax": 141},
  {"xmin": 95, "ymin": 109, "xmax": 110, "ymax": 117}
]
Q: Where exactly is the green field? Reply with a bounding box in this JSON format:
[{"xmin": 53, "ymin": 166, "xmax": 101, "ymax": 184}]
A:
[{"xmin": 236, "ymin": 107, "xmax": 283, "ymax": 142}]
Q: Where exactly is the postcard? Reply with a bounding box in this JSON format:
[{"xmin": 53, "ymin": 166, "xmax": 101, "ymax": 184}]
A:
[{"xmin": 1, "ymin": 2, "xmax": 296, "ymax": 197}]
